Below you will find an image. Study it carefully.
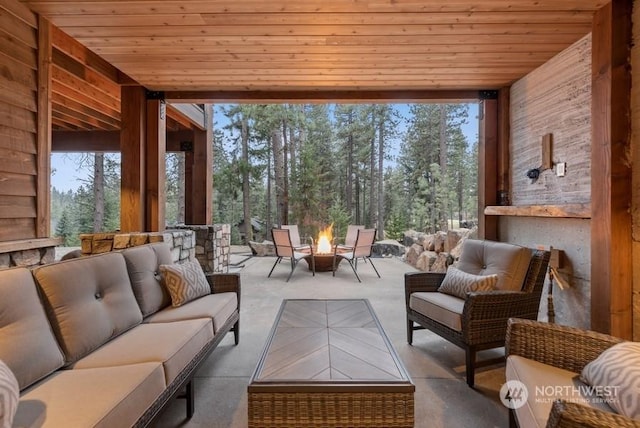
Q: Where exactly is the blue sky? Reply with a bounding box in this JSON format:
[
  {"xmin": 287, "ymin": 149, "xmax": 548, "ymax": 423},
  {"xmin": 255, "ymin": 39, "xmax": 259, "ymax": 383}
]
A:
[{"xmin": 51, "ymin": 102, "xmax": 479, "ymax": 192}]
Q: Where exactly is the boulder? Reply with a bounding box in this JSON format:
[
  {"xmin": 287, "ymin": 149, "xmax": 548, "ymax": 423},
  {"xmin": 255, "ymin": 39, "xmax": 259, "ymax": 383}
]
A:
[
  {"xmin": 433, "ymin": 231, "xmax": 447, "ymax": 253},
  {"xmin": 405, "ymin": 244, "xmax": 424, "ymax": 266},
  {"xmin": 415, "ymin": 251, "xmax": 437, "ymax": 271},
  {"xmin": 249, "ymin": 240, "xmax": 275, "ymax": 257},
  {"xmin": 371, "ymin": 240, "xmax": 405, "ymax": 257},
  {"xmin": 431, "ymin": 252, "xmax": 453, "ymax": 273},
  {"xmin": 445, "ymin": 228, "xmax": 471, "ymax": 252}
]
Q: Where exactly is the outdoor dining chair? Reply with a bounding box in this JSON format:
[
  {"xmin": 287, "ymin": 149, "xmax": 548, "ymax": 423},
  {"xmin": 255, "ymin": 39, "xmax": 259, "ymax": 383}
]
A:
[
  {"xmin": 332, "ymin": 228, "xmax": 380, "ymax": 282},
  {"xmin": 268, "ymin": 228, "xmax": 315, "ymax": 282}
]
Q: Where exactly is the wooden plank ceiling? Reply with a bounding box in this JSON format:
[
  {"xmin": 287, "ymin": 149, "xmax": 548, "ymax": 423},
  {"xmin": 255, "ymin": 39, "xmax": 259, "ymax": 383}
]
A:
[{"xmin": 22, "ymin": 0, "xmax": 604, "ymax": 94}]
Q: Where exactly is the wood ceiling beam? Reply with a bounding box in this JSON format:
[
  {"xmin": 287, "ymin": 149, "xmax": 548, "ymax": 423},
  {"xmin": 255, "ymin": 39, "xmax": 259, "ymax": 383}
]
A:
[
  {"xmin": 52, "ymin": 130, "xmax": 197, "ymax": 152},
  {"xmin": 165, "ymin": 90, "xmax": 482, "ymax": 103},
  {"xmin": 167, "ymin": 104, "xmax": 205, "ymax": 130}
]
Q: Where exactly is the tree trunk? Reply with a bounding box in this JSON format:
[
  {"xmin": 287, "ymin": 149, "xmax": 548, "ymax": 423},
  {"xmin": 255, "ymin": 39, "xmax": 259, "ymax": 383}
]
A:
[
  {"xmin": 377, "ymin": 113, "xmax": 385, "ymax": 239},
  {"xmin": 281, "ymin": 118, "xmax": 289, "ymax": 225},
  {"xmin": 241, "ymin": 115, "xmax": 253, "ymax": 243},
  {"xmin": 266, "ymin": 146, "xmax": 272, "ymax": 236},
  {"xmin": 369, "ymin": 110, "xmax": 376, "ymax": 230},
  {"xmin": 272, "ymin": 129, "xmax": 285, "ymax": 226},
  {"xmin": 177, "ymin": 153, "xmax": 185, "ymax": 224},
  {"xmin": 439, "ymin": 104, "xmax": 448, "ymax": 232},
  {"xmin": 93, "ymin": 153, "xmax": 104, "ymax": 232},
  {"xmin": 346, "ymin": 111, "xmax": 354, "ymax": 217}
]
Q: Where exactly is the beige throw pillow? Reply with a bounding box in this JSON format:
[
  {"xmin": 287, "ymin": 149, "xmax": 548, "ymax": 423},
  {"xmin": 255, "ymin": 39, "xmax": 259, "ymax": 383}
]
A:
[
  {"xmin": 0, "ymin": 360, "xmax": 19, "ymax": 428},
  {"xmin": 437, "ymin": 266, "xmax": 498, "ymax": 299},
  {"xmin": 159, "ymin": 260, "xmax": 210, "ymax": 307},
  {"xmin": 580, "ymin": 341, "xmax": 640, "ymax": 419}
]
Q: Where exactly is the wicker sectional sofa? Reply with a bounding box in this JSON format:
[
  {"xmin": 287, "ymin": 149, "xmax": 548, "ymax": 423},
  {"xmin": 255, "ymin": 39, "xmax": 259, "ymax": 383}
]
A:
[{"xmin": 0, "ymin": 242, "xmax": 240, "ymax": 427}]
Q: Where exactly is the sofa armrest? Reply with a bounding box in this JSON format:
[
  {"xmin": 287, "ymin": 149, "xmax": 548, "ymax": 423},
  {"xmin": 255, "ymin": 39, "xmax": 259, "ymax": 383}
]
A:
[
  {"xmin": 404, "ymin": 272, "xmax": 446, "ymax": 307},
  {"xmin": 506, "ymin": 318, "xmax": 623, "ymax": 373},
  {"xmin": 463, "ymin": 290, "xmax": 541, "ymax": 321},
  {"xmin": 205, "ymin": 273, "xmax": 241, "ymax": 307},
  {"xmin": 547, "ymin": 399, "xmax": 640, "ymax": 428}
]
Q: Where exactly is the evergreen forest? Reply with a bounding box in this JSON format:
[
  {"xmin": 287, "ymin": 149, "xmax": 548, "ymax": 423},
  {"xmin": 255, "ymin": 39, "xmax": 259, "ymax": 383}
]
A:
[{"xmin": 51, "ymin": 103, "xmax": 478, "ymax": 246}]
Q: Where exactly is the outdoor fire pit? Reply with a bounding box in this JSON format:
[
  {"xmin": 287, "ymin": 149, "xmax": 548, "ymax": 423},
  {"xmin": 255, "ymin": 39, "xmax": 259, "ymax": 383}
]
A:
[{"xmin": 303, "ymin": 225, "xmax": 342, "ymax": 272}]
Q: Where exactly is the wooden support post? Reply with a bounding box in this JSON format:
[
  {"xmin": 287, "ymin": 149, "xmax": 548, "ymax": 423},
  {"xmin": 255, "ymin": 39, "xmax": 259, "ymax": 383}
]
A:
[
  {"xmin": 185, "ymin": 105, "xmax": 212, "ymax": 225},
  {"xmin": 146, "ymin": 98, "xmax": 166, "ymax": 231},
  {"xmin": 591, "ymin": 0, "xmax": 632, "ymax": 338},
  {"xmin": 478, "ymin": 93, "xmax": 499, "ymax": 240},
  {"xmin": 497, "ymin": 87, "xmax": 511, "ymax": 207},
  {"xmin": 36, "ymin": 16, "xmax": 52, "ymax": 238},
  {"xmin": 120, "ymin": 86, "xmax": 146, "ymax": 232}
]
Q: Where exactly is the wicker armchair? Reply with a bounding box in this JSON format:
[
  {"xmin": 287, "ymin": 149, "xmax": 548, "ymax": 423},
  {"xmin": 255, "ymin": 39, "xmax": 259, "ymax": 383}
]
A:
[
  {"xmin": 405, "ymin": 242, "xmax": 549, "ymax": 387},
  {"xmin": 506, "ymin": 318, "xmax": 640, "ymax": 428}
]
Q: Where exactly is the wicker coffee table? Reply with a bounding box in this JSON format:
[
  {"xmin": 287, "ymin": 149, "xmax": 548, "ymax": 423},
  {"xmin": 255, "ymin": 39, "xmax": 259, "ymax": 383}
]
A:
[{"xmin": 248, "ymin": 299, "xmax": 415, "ymax": 427}]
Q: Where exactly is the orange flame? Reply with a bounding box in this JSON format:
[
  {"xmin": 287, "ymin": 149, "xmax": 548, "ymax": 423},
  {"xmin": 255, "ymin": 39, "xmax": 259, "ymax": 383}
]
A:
[{"xmin": 316, "ymin": 224, "xmax": 334, "ymax": 254}]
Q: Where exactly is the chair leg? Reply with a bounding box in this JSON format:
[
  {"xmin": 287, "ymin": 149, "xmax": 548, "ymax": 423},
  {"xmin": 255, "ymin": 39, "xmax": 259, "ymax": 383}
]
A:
[
  {"xmin": 465, "ymin": 348, "xmax": 476, "ymax": 388},
  {"xmin": 185, "ymin": 380, "xmax": 195, "ymax": 419},
  {"xmin": 406, "ymin": 317, "xmax": 413, "ymax": 345},
  {"xmin": 347, "ymin": 260, "xmax": 361, "ymax": 282},
  {"xmin": 286, "ymin": 258, "xmax": 298, "ymax": 282},
  {"xmin": 367, "ymin": 257, "xmax": 381, "ymax": 278},
  {"xmin": 268, "ymin": 257, "xmax": 282, "ymax": 277},
  {"xmin": 509, "ymin": 409, "xmax": 518, "ymax": 428},
  {"xmin": 233, "ymin": 320, "xmax": 240, "ymax": 345}
]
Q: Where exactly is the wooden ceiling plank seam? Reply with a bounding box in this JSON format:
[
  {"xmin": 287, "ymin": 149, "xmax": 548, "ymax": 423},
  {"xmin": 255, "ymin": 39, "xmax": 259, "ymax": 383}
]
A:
[
  {"xmin": 51, "ymin": 84, "xmax": 120, "ymax": 122},
  {"xmin": 22, "ymin": 1, "xmax": 606, "ymax": 15},
  {"xmin": 60, "ymin": 23, "xmax": 593, "ymax": 38},
  {"xmin": 52, "ymin": 65, "xmax": 121, "ymax": 111},
  {"xmin": 51, "ymin": 91, "xmax": 120, "ymax": 127},
  {"xmin": 51, "ymin": 25, "xmax": 137, "ymax": 86},
  {"xmin": 52, "ymin": 101, "xmax": 116, "ymax": 130},
  {"xmin": 44, "ymin": 11, "xmax": 596, "ymax": 27},
  {"xmin": 53, "ymin": 47, "xmax": 122, "ymax": 100}
]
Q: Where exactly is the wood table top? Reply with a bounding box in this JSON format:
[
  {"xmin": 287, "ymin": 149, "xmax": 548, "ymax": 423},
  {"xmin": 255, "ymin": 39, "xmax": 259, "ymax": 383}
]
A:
[{"xmin": 249, "ymin": 299, "xmax": 413, "ymax": 392}]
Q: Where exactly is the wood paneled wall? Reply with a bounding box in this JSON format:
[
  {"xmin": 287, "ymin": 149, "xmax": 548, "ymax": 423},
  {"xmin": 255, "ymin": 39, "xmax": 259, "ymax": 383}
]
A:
[
  {"xmin": 632, "ymin": 0, "xmax": 640, "ymax": 341},
  {"xmin": 502, "ymin": 34, "xmax": 593, "ymax": 328},
  {"xmin": 0, "ymin": 1, "xmax": 40, "ymax": 241},
  {"xmin": 510, "ymin": 33, "xmax": 592, "ymax": 205}
]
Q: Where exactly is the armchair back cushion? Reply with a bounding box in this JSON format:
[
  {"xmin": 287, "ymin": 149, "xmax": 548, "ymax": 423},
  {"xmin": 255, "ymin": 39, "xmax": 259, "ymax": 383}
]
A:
[
  {"xmin": 122, "ymin": 243, "xmax": 173, "ymax": 316},
  {"xmin": 33, "ymin": 252, "xmax": 143, "ymax": 365},
  {"xmin": 0, "ymin": 268, "xmax": 64, "ymax": 389},
  {"xmin": 455, "ymin": 239, "xmax": 531, "ymax": 291}
]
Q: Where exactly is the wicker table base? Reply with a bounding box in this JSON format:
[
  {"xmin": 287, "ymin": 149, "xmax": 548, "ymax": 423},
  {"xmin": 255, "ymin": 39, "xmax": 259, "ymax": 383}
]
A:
[{"xmin": 248, "ymin": 299, "xmax": 415, "ymax": 428}]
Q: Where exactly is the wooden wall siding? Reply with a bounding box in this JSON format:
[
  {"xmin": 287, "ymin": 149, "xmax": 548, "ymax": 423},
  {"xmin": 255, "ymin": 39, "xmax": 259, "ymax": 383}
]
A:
[
  {"xmin": 633, "ymin": 0, "xmax": 640, "ymax": 342},
  {"xmin": 0, "ymin": 0, "xmax": 39, "ymax": 241},
  {"xmin": 22, "ymin": 1, "xmax": 603, "ymax": 92},
  {"xmin": 510, "ymin": 33, "xmax": 592, "ymax": 205}
]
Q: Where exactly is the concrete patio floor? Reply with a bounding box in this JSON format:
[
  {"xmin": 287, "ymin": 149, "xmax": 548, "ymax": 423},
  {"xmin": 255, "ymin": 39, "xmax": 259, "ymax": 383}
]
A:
[{"xmin": 154, "ymin": 254, "xmax": 508, "ymax": 427}]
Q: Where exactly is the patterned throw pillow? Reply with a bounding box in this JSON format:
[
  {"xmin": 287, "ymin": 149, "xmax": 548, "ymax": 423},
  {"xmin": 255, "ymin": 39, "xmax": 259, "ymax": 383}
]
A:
[
  {"xmin": 437, "ymin": 266, "xmax": 498, "ymax": 299},
  {"xmin": 159, "ymin": 260, "xmax": 210, "ymax": 307},
  {"xmin": 580, "ymin": 341, "xmax": 640, "ymax": 419},
  {"xmin": 0, "ymin": 360, "xmax": 19, "ymax": 428}
]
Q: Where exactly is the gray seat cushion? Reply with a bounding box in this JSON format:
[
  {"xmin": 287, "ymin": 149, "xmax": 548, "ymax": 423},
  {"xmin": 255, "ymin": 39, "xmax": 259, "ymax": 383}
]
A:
[
  {"xmin": 409, "ymin": 292, "xmax": 465, "ymax": 332},
  {"xmin": 14, "ymin": 362, "xmax": 165, "ymax": 428},
  {"xmin": 32, "ymin": 252, "xmax": 143, "ymax": 365},
  {"xmin": 122, "ymin": 243, "xmax": 173, "ymax": 317},
  {"xmin": 70, "ymin": 318, "xmax": 213, "ymax": 385},
  {"xmin": 0, "ymin": 268, "xmax": 64, "ymax": 390}
]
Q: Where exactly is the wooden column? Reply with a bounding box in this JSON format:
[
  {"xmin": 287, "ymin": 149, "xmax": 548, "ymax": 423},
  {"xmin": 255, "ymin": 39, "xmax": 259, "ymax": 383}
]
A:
[
  {"xmin": 185, "ymin": 105, "xmax": 212, "ymax": 224},
  {"xmin": 36, "ymin": 16, "xmax": 52, "ymax": 238},
  {"xmin": 146, "ymin": 98, "xmax": 166, "ymax": 231},
  {"xmin": 478, "ymin": 92, "xmax": 499, "ymax": 240},
  {"xmin": 120, "ymin": 86, "xmax": 146, "ymax": 232},
  {"xmin": 591, "ymin": 0, "xmax": 632, "ymax": 338},
  {"xmin": 497, "ymin": 87, "xmax": 511, "ymax": 207}
]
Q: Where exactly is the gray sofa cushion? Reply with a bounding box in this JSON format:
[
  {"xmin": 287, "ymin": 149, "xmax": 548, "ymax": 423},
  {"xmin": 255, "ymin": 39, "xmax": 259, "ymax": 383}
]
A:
[
  {"xmin": 456, "ymin": 239, "xmax": 532, "ymax": 291},
  {"xmin": 122, "ymin": 243, "xmax": 173, "ymax": 317},
  {"xmin": 0, "ymin": 268, "xmax": 64, "ymax": 389},
  {"xmin": 145, "ymin": 292, "xmax": 238, "ymax": 334},
  {"xmin": 409, "ymin": 292, "xmax": 464, "ymax": 332},
  {"xmin": 71, "ymin": 319, "xmax": 213, "ymax": 385},
  {"xmin": 14, "ymin": 362, "xmax": 165, "ymax": 428},
  {"xmin": 32, "ymin": 252, "xmax": 143, "ymax": 365}
]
